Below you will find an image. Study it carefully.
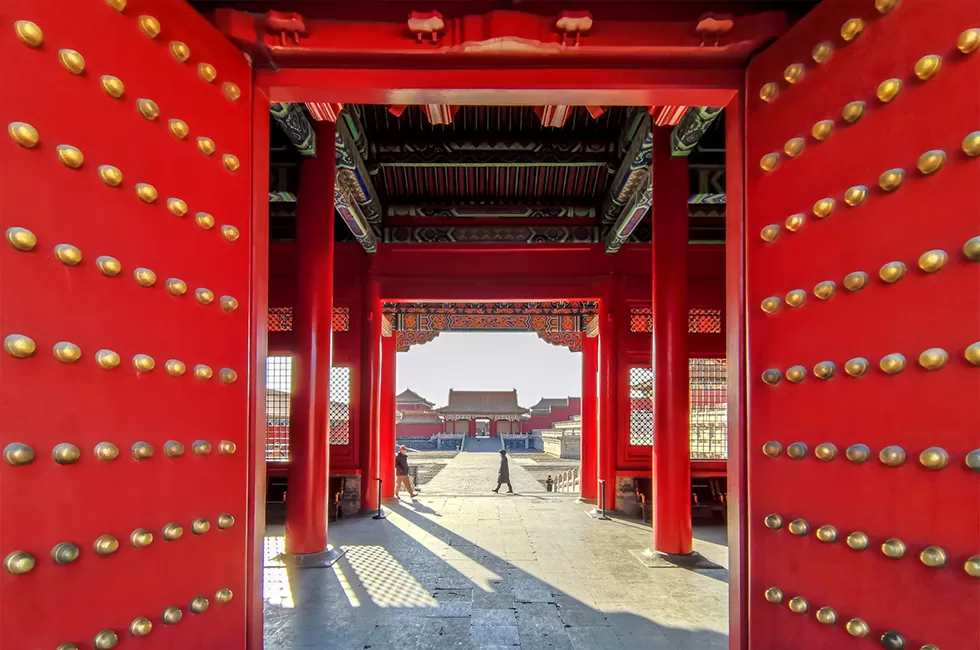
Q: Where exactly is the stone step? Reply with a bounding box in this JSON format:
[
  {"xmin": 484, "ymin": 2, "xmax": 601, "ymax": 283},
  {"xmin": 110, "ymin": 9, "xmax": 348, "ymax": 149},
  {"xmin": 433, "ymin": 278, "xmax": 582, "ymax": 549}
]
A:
[{"xmin": 552, "ymin": 420, "xmax": 582, "ymax": 430}]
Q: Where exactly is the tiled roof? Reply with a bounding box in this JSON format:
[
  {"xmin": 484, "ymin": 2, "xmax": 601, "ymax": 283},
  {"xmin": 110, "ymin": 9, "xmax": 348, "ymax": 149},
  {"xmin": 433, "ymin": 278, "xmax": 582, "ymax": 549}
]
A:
[
  {"xmin": 528, "ymin": 397, "xmax": 569, "ymax": 415},
  {"xmin": 396, "ymin": 388, "xmax": 435, "ymax": 407},
  {"xmin": 437, "ymin": 390, "xmax": 527, "ymax": 416}
]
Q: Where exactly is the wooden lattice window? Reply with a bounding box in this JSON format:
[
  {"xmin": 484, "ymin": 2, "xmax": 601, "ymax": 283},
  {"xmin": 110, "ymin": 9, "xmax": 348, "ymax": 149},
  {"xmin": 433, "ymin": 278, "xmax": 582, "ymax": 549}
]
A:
[
  {"xmin": 332, "ymin": 307, "xmax": 350, "ymax": 332},
  {"xmin": 329, "ymin": 367, "xmax": 351, "ymax": 445},
  {"xmin": 630, "ymin": 307, "xmax": 653, "ymax": 333},
  {"xmin": 689, "ymin": 308, "xmax": 722, "ymax": 334},
  {"xmin": 629, "ymin": 366, "xmax": 654, "ymax": 446},
  {"xmin": 268, "ymin": 307, "xmax": 293, "ymax": 332}
]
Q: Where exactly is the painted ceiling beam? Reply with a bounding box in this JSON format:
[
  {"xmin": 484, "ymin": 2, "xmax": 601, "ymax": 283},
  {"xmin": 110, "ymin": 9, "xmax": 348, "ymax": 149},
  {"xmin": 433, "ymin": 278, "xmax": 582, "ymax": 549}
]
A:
[
  {"xmin": 670, "ymin": 107, "xmax": 723, "ymax": 157},
  {"xmin": 601, "ymin": 108, "xmax": 655, "ymax": 253},
  {"xmin": 269, "ymin": 102, "xmax": 316, "ymax": 156},
  {"xmin": 374, "ymin": 137, "xmax": 616, "ymax": 167},
  {"xmin": 335, "ymin": 108, "xmax": 383, "ymax": 226}
]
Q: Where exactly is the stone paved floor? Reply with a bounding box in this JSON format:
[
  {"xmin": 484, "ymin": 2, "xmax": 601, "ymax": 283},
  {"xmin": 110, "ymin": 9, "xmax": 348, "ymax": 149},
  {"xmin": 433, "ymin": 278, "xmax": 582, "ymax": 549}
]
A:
[
  {"xmin": 421, "ymin": 451, "xmax": 546, "ymax": 495},
  {"xmin": 263, "ymin": 495, "xmax": 729, "ymax": 649}
]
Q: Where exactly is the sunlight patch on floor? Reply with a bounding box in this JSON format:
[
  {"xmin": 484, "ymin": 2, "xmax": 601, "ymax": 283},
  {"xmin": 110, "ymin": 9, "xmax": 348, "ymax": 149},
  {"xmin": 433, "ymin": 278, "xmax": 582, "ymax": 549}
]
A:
[
  {"xmin": 343, "ymin": 545, "xmax": 438, "ymax": 608},
  {"xmin": 262, "ymin": 537, "xmax": 295, "ymax": 608},
  {"xmin": 331, "ymin": 561, "xmax": 362, "ymax": 607}
]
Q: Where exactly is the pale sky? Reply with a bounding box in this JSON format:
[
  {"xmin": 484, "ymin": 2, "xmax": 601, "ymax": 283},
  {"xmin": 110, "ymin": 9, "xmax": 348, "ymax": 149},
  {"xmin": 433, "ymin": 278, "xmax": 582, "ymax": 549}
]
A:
[{"xmin": 396, "ymin": 332, "xmax": 583, "ymax": 409}]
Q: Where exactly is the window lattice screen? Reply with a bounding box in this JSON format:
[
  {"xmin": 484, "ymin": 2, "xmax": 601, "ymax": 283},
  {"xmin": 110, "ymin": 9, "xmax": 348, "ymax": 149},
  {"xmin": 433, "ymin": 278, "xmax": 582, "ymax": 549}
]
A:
[
  {"xmin": 628, "ymin": 359, "xmax": 729, "ymax": 459},
  {"xmin": 332, "ymin": 307, "xmax": 351, "ymax": 332},
  {"xmin": 329, "ymin": 367, "xmax": 351, "ymax": 445},
  {"xmin": 266, "ymin": 355, "xmax": 292, "ymax": 462},
  {"xmin": 630, "ymin": 307, "xmax": 653, "ymax": 333},
  {"xmin": 689, "ymin": 308, "xmax": 722, "ymax": 334},
  {"xmin": 689, "ymin": 358, "xmax": 728, "ymax": 459},
  {"xmin": 629, "ymin": 366, "xmax": 654, "ymax": 446},
  {"xmin": 265, "ymin": 356, "xmax": 352, "ymax": 461},
  {"xmin": 268, "ymin": 307, "xmax": 293, "ymax": 333}
]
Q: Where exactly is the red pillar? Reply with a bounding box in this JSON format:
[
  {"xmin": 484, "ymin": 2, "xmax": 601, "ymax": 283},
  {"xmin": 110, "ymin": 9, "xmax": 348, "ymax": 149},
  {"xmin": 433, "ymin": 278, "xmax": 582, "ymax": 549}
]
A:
[
  {"xmin": 596, "ymin": 280, "xmax": 618, "ymax": 510},
  {"xmin": 490, "ymin": 419, "xmax": 497, "ymax": 437},
  {"xmin": 580, "ymin": 333, "xmax": 598, "ymax": 501},
  {"xmin": 359, "ymin": 278, "xmax": 382, "ymax": 512},
  {"xmin": 652, "ymin": 126, "xmax": 692, "ymax": 555},
  {"xmin": 379, "ymin": 334, "xmax": 396, "ymax": 499},
  {"xmin": 470, "ymin": 419, "xmax": 477, "ymax": 437},
  {"xmin": 285, "ymin": 121, "xmax": 336, "ymax": 555}
]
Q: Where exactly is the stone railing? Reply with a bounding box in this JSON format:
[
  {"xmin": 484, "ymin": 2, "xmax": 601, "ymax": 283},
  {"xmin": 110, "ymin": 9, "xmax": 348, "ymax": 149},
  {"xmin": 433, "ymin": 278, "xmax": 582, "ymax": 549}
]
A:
[{"xmin": 552, "ymin": 467, "xmax": 580, "ymax": 493}]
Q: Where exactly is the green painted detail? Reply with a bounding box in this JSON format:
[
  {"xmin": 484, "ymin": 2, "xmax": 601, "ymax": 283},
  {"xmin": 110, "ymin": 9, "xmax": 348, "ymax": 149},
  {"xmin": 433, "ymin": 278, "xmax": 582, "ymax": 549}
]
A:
[{"xmin": 670, "ymin": 107, "xmax": 722, "ymax": 158}]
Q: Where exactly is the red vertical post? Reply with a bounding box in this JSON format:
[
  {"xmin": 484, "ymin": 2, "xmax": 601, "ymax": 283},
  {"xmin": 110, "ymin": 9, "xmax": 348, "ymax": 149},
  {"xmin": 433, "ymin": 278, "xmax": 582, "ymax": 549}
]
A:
[
  {"xmin": 579, "ymin": 333, "xmax": 599, "ymax": 501},
  {"xmin": 285, "ymin": 121, "xmax": 336, "ymax": 556},
  {"xmin": 596, "ymin": 279, "xmax": 618, "ymax": 510},
  {"xmin": 651, "ymin": 126, "xmax": 692, "ymax": 555},
  {"xmin": 490, "ymin": 419, "xmax": 498, "ymax": 437},
  {"xmin": 360, "ymin": 278, "xmax": 382, "ymax": 512},
  {"xmin": 379, "ymin": 334, "xmax": 396, "ymax": 498},
  {"xmin": 471, "ymin": 419, "xmax": 477, "ymax": 437}
]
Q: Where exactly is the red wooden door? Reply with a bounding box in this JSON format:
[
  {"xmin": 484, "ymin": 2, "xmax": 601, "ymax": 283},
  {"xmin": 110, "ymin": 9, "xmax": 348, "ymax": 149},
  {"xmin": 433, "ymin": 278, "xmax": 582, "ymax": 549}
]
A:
[
  {"xmin": 745, "ymin": 1, "xmax": 979, "ymax": 648},
  {"xmin": 1, "ymin": 1, "xmax": 253, "ymax": 648}
]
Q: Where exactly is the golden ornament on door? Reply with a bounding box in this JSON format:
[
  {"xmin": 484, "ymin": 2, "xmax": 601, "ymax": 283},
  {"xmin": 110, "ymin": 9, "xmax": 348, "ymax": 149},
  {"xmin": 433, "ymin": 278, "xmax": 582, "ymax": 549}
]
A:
[
  {"xmin": 879, "ymin": 353, "xmax": 906, "ymax": 375},
  {"xmin": 165, "ymin": 359, "xmax": 187, "ymax": 376},
  {"xmin": 4, "ymin": 550, "xmax": 35, "ymax": 575},
  {"xmin": 878, "ymin": 168, "xmax": 905, "ymax": 192},
  {"xmin": 788, "ymin": 596, "xmax": 808, "ymax": 614},
  {"xmin": 8, "ymin": 121, "xmax": 39, "ymax": 148},
  {"xmin": 223, "ymin": 82, "xmax": 242, "ymax": 102},
  {"xmin": 881, "ymin": 538, "xmax": 906, "ymax": 559},
  {"xmin": 192, "ymin": 518, "xmax": 211, "ymax": 534},
  {"xmin": 53, "ymin": 342, "xmax": 82, "ymax": 363},
  {"xmin": 167, "ymin": 198, "xmax": 188, "ymax": 217},
  {"xmin": 785, "ymin": 366, "xmax": 807, "ymax": 384},
  {"xmin": 6, "ymin": 227, "xmax": 37, "ymax": 252},
  {"xmin": 876, "ymin": 78, "xmax": 902, "ymax": 103},
  {"xmin": 132, "ymin": 353, "xmax": 155, "ymax": 373},
  {"xmin": 94, "ymin": 255, "xmax": 122, "ymax": 278},
  {"xmin": 219, "ymin": 440, "xmax": 238, "ymax": 456},
  {"xmin": 840, "ymin": 18, "xmax": 864, "ymax": 41},
  {"xmin": 52, "ymin": 442, "xmax": 80, "ymax": 464},
  {"xmin": 217, "ymin": 514, "xmax": 236, "ymax": 529},
  {"xmin": 841, "ymin": 101, "xmax": 865, "ymax": 123},
  {"xmin": 783, "ymin": 63, "xmax": 805, "ymax": 84},
  {"xmin": 95, "ymin": 349, "xmax": 120, "ymax": 369},
  {"xmin": 169, "ymin": 118, "xmax": 189, "ymax": 139},
  {"xmin": 814, "ymin": 442, "xmax": 837, "ymax": 460},
  {"xmin": 135, "ymin": 183, "xmax": 158, "ymax": 203},
  {"xmin": 164, "ymin": 440, "xmax": 185, "ymax": 457},
  {"xmin": 138, "ymin": 15, "xmax": 161, "ymax": 38},
  {"xmin": 845, "ymin": 444, "xmax": 871, "ymax": 464},
  {"xmin": 14, "ymin": 20, "xmax": 43, "ymax": 47},
  {"xmin": 134, "ymin": 267, "xmax": 157, "ymax": 287},
  {"xmin": 811, "ymin": 41, "xmax": 833, "ymax": 64},
  {"xmin": 963, "ymin": 131, "xmax": 980, "ymax": 157},
  {"xmin": 56, "ymin": 145, "xmax": 84, "ymax": 169},
  {"xmin": 965, "ymin": 556, "xmax": 980, "ymax": 577},
  {"xmin": 167, "ymin": 278, "xmax": 187, "ymax": 296},
  {"xmin": 98, "ymin": 165, "xmax": 123, "ymax": 187},
  {"xmin": 917, "ymin": 249, "xmax": 947, "ymax": 273},
  {"xmin": 787, "ymin": 442, "xmax": 808, "ymax": 459},
  {"xmin": 94, "ymin": 441, "xmax": 119, "ymax": 461},
  {"xmin": 875, "ymin": 0, "xmax": 900, "ymax": 14},
  {"xmin": 843, "ymin": 271, "xmax": 868, "ymax": 292},
  {"xmin": 846, "ymin": 531, "xmax": 869, "ymax": 551},
  {"xmin": 759, "ymin": 153, "xmax": 780, "ymax": 172},
  {"xmin": 764, "ymin": 587, "xmax": 783, "ymax": 603},
  {"xmin": 190, "ymin": 596, "xmax": 210, "ymax": 614},
  {"xmin": 760, "ymin": 225, "xmax": 779, "ymax": 242},
  {"xmin": 815, "ymin": 607, "xmax": 837, "ymax": 625},
  {"xmin": 130, "ymin": 617, "xmax": 152, "ymax": 637},
  {"xmin": 55, "ymin": 244, "xmax": 83, "ymax": 266},
  {"xmin": 812, "ymin": 198, "xmax": 835, "ymax": 218},
  {"xmin": 813, "ymin": 281, "xmax": 836, "ymax": 300},
  {"xmin": 759, "ymin": 83, "xmax": 778, "ymax": 103},
  {"xmin": 219, "ymin": 368, "xmax": 238, "ymax": 384},
  {"xmin": 879, "ymin": 445, "xmax": 906, "ymax": 467},
  {"xmin": 919, "ymin": 546, "xmax": 947, "ymax": 568},
  {"xmin": 170, "ymin": 41, "xmax": 190, "ymax": 62},
  {"xmin": 784, "ymin": 213, "xmax": 804, "ymax": 232},
  {"xmin": 844, "ymin": 185, "xmax": 867, "ymax": 207},
  {"xmin": 918, "ymin": 447, "xmax": 949, "ymax": 470},
  {"xmin": 215, "ymin": 588, "xmax": 234, "ymax": 603},
  {"xmin": 762, "ymin": 441, "xmax": 782, "ymax": 458},
  {"xmin": 223, "ymin": 154, "xmax": 240, "ymax": 171},
  {"xmin": 93, "ymin": 630, "xmax": 118, "ymax": 650},
  {"xmin": 815, "ymin": 525, "xmax": 838, "ymax": 543},
  {"xmin": 811, "ymin": 120, "xmax": 833, "ymax": 141},
  {"xmin": 220, "ymin": 296, "xmax": 239, "ymax": 312},
  {"xmin": 878, "ymin": 261, "xmax": 906, "ymax": 284},
  {"xmin": 93, "ymin": 535, "xmax": 119, "ymax": 557},
  {"xmin": 58, "ymin": 49, "xmax": 86, "ymax": 75},
  {"xmin": 197, "ymin": 137, "xmax": 216, "ymax": 156},
  {"xmin": 162, "ymin": 523, "xmax": 183, "ymax": 541},
  {"xmin": 846, "ymin": 618, "xmax": 869, "ymax": 637},
  {"xmin": 101, "ymin": 75, "xmax": 125, "ymax": 98},
  {"xmin": 221, "ymin": 225, "xmax": 240, "ymax": 241},
  {"xmin": 197, "ymin": 212, "xmax": 215, "ymax": 229},
  {"xmin": 761, "ymin": 369, "xmax": 781, "ymax": 385},
  {"xmin": 51, "ymin": 542, "xmax": 79, "ymax": 565},
  {"xmin": 918, "ymin": 348, "xmax": 947, "ymax": 370},
  {"xmin": 195, "ymin": 288, "xmax": 215, "ymax": 305},
  {"xmin": 198, "ymin": 62, "xmax": 217, "ymax": 82},
  {"xmin": 137, "ymin": 98, "xmax": 160, "ymax": 121},
  {"xmin": 131, "ymin": 529, "xmax": 154, "ymax": 548},
  {"xmin": 788, "ymin": 519, "xmax": 809, "ymax": 536},
  {"xmin": 783, "ymin": 137, "xmax": 805, "ymax": 158},
  {"xmin": 162, "ymin": 607, "xmax": 183, "ymax": 625},
  {"xmin": 784, "ymin": 290, "xmax": 805, "ymax": 308},
  {"xmin": 761, "ymin": 297, "xmax": 781, "ymax": 314},
  {"xmin": 966, "ymin": 342, "xmax": 980, "ymax": 366},
  {"xmin": 917, "ymin": 150, "xmax": 945, "ymax": 175},
  {"xmin": 3, "ymin": 442, "xmax": 35, "ymax": 466},
  {"xmin": 4, "ymin": 334, "xmax": 36, "ymax": 359},
  {"xmin": 193, "ymin": 364, "xmax": 213, "ymax": 380},
  {"xmin": 914, "ymin": 54, "xmax": 942, "ymax": 80},
  {"xmin": 193, "ymin": 439, "xmax": 212, "ymax": 455},
  {"xmin": 764, "ymin": 514, "xmax": 784, "ymax": 530},
  {"xmin": 965, "ymin": 237, "xmax": 980, "ymax": 261},
  {"xmin": 131, "ymin": 441, "xmax": 154, "ymax": 460},
  {"xmin": 959, "ymin": 28, "xmax": 980, "ymax": 54}
]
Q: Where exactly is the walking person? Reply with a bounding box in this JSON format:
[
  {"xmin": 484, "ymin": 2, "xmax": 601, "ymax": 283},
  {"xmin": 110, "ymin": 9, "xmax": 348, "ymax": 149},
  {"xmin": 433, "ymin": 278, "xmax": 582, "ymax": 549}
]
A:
[
  {"xmin": 492, "ymin": 449, "xmax": 514, "ymax": 494},
  {"xmin": 395, "ymin": 445, "xmax": 417, "ymax": 499}
]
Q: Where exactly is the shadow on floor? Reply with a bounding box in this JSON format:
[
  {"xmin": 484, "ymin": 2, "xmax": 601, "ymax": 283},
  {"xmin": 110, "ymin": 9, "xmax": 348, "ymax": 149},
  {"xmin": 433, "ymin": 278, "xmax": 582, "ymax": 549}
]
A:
[{"xmin": 263, "ymin": 499, "xmax": 728, "ymax": 650}]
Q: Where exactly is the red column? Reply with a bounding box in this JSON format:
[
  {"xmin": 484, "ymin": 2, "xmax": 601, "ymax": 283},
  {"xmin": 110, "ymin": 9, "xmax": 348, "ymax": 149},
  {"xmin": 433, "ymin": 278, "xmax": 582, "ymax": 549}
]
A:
[
  {"xmin": 470, "ymin": 419, "xmax": 477, "ymax": 437},
  {"xmin": 596, "ymin": 280, "xmax": 618, "ymax": 510},
  {"xmin": 652, "ymin": 126, "xmax": 692, "ymax": 555},
  {"xmin": 379, "ymin": 334, "xmax": 396, "ymax": 499},
  {"xmin": 490, "ymin": 419, "xmax": 497, "ymax": 437},
  {"xmin": 285, "ymin": 121, "xmax": 336, "ymax": 555},
  {"xmin": 580, "ymin": 333, "xmax": 598, "ymax": 501},
  {"xmin": 359, "ymin": 278, "xmax": 382, "ymax": 512}
]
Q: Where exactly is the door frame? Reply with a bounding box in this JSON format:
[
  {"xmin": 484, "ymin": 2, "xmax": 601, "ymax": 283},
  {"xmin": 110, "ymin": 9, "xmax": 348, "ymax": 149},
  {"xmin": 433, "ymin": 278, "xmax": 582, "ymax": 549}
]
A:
[{"xmin": 250, "ymin": 68, "xmax": 746, "ymax": 649}]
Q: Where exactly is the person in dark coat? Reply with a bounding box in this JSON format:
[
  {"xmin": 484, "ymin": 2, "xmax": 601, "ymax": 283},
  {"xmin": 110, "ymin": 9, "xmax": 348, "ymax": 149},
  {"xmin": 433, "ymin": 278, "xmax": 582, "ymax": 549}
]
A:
[
  {"xmin": 492, "ymin": 449, "xmax": 513, "ymax": 494},
  {"xmin": 395, "ymin": 445, "xmax": 417, "ymax": 499}
]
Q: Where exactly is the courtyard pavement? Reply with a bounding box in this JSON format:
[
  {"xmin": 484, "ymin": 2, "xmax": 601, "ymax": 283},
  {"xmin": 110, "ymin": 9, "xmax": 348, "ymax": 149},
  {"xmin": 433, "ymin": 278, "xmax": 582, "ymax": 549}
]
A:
[
  {"xmin": 264, "ymin": 454, "xmax": 728, "ymax": 650},
  {"xmin": 420, "ymin": 451, "xmax": 546, "ymax": 495}
]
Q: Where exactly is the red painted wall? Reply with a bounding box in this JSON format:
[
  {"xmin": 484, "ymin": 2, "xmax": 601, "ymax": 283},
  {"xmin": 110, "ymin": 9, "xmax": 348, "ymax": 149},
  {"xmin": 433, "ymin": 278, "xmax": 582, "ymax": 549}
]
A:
[
  {"xmin": 396, "ymin": 422, "xmax": 444, "ymax": 438},
  {"xmin": 526, "ymin": 397, "xmax": 582, "ymax": 431}
]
